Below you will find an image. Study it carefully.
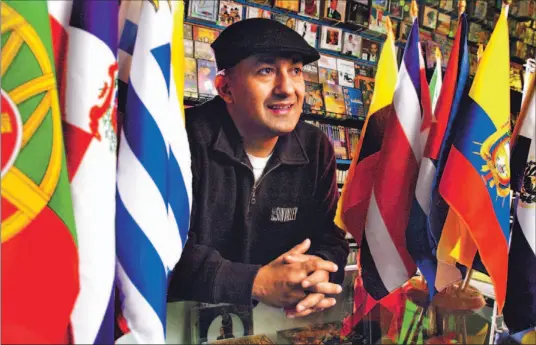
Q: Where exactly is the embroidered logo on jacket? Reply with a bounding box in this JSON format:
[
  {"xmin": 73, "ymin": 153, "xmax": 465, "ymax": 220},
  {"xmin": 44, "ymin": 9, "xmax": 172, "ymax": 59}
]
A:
[{"xmin": 270, "ymin": 207, "xmax": 298, "ymax": 222}]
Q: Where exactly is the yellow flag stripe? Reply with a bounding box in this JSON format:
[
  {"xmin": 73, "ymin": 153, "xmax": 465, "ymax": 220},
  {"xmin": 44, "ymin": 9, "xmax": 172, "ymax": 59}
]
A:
[{"xmin": 469, "ymin": 8, "xmax": 510, "ymax": 129}]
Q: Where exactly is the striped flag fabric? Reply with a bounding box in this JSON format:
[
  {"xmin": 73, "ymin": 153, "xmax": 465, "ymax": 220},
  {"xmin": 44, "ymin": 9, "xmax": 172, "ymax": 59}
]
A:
[
  {"xmin": 360, "ymin": 15, "xmax": 424, "ymax": 299},
  {"xmin": 1, "ymin": 1, "xmax": 79, "ymax": 342},
  {"xmin": 116, "ymin": 0, "xmax": 192, "ymax": 342},
  {"xmin": 439, "ymin": 6, "xmax": 511, "ymax": 312},
  {"xmin": 503, "ymin": 61, "xmax": 535, "ymax": 333},
  {"xmin": 429, "ymin": 47, "xmax": 442, "ymax": 114},
  {"xmin": 405, "ymin": 15, "xmax": 469, "ymax": 298},
  {"xmin": 336, "ymin": 16, "xmax": 400, "ymax": 329},
  {"xmin": 335, "ymin": 16, "xmax": 398, "ymax": 242},
  {"xmin": 55, "ymin": 1, "xmax": 119, "ymax": 344}
]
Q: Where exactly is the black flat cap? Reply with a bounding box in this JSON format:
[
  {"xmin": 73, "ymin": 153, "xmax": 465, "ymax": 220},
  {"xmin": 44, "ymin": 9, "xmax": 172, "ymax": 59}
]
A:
[{"xmin": 211, "ymin": 18, "xmax": 320, "ymax": 71}]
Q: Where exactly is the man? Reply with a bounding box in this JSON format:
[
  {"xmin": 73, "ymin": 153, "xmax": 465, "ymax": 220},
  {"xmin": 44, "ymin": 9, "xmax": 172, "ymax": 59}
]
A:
[
  {"xmin": 369, "ymin": 42, "xmax": 378, "ymax": 62},
  {"xmin": 169, "ymin": 18, "xmax": 349, "ymax": 318},
  {"xmin": 344, "ymin": 34, "xmax": 359, "ymax": 56},
  {"xmin": 326, "ymin": 0, "xmax": 342, "ymax": 20}
]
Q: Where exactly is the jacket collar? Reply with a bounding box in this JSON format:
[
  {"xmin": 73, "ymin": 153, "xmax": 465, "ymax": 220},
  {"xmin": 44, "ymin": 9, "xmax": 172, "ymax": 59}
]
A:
[{"xmin": 210, "ymin": 97, "xmax": 309, "ymax": 166}]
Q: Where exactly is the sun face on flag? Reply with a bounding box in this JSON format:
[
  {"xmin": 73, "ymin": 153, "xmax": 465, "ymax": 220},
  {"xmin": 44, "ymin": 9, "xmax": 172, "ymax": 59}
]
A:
[
  {"xmin": 521, "ymin": 160, "xmax": 536, "ymax": 204},
  {"xmin": 476, "ymin": 125, "xmax": 511, "ymax": 199}
]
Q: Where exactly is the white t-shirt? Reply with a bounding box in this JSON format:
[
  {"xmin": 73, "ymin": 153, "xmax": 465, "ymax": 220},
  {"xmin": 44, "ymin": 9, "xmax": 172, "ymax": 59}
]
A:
[{"xmin": 247, "ymin": 153, "xmax": 272, "ymax": 182}]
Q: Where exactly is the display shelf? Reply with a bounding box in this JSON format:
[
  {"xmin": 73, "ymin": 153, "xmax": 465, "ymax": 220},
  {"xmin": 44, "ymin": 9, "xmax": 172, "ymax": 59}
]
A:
[
  {"xmin": 317, "ymin": 47, "xmax": 378, "ymax": 66},
  {"xmin": 301, "ymin": 112, "xmax": 364, "ymax": 128}
]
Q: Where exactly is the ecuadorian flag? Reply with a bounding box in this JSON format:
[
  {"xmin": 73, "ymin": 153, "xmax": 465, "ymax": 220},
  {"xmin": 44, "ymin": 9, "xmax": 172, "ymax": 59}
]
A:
[{"xmin": 438, "ymin": 6, "xmax": 511, "ymax": 312}]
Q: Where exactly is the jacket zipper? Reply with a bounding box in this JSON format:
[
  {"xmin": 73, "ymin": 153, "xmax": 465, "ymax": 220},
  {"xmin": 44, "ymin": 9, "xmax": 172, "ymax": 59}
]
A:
[{"xmin": 240, "ymin": 161, "xmax": 281, "ymax": 214}]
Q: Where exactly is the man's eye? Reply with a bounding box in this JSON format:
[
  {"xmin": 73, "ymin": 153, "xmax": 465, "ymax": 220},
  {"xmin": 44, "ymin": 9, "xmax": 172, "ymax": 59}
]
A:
[
  {"xmin": 293, "ymin": 67, "xmax": 303, "ymax": 76},
  {"xmin": 258, "ymin": 67, "xmax": 275, "ymax": 76}
]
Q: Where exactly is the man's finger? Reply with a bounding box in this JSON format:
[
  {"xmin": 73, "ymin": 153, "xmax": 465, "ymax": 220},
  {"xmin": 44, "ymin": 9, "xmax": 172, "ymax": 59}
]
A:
[
  {"xmin": 301, "ymin": 270, "xmax": 329, "ymax": 288},
  {"xmin": 296, "ymin": 292, "xmax": 324, "ymax": 313},
  {"xmin": 283, "ymin": 253, "xmax": 313, "ymax": 264},
  {"xmin": 306, "ymin": 281, "xmax": 343, "ymax": 295},
  {"xmin": 286, "ymin": 297, "xmax": 337, "ymax": 318},
  {"xmin": 302, "ymin": 259, "xmax": 338, "ymax": 274},
  {"xmin": 288, "ymin": 238, "xmax": 311, "ymax": 255}
]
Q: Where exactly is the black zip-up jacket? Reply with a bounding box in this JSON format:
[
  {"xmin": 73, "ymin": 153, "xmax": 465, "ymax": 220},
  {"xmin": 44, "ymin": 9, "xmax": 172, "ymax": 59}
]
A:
[{"xmin": 168, "ymin": 96, "xmax": 349, "ymax": 306}]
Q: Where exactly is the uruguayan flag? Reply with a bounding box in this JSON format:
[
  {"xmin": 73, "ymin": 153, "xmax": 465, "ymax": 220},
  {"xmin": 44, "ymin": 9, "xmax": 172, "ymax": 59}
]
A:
[{"xmin": 116, "ymin": 1, "xmax": 192, "ymax": 343}]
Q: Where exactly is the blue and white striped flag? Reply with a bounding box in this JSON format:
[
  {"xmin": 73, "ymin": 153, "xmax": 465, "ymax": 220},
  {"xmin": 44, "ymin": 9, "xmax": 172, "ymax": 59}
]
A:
[{"xmin": 116, "ymin": 1, "xmax": 192, "ymax": 342}]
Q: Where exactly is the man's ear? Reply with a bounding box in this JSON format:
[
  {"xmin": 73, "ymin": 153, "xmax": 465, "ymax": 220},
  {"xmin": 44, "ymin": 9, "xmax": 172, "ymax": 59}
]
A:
[{"xmin": 215, "ymin": 74, "xmax": 233, "ymax": 104}]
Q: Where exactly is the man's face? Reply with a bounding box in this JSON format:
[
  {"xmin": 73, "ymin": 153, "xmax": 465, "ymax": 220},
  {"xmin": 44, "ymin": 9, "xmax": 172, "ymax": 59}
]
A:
[
  {"xmin": 330, "ymin": 0, "xmax": 337, "ymax": 10},
  {"xmin": 371, "ymin": 43, "xmax": 378, "ymax": 55},
  {"xmin": 223, "ymin": 54, "xmax": 305, "ymax": 137}
]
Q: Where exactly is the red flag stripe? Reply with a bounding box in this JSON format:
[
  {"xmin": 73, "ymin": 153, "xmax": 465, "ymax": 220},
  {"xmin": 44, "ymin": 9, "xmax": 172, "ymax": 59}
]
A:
[{"xmin": 1, "ymin": 206, "xmax": 79, "ymax": 344}]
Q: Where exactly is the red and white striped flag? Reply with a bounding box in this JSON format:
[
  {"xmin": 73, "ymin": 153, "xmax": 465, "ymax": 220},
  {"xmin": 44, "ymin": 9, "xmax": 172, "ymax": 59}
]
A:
[{"xmin": 360, "ymin": 13, "xmax": 425, "ymax": 299}]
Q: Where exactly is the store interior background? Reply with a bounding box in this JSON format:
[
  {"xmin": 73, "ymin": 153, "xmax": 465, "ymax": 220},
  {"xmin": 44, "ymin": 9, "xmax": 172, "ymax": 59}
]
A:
[{"xmin": 120, "ymin": 0, "xmax": 534, "ymax": 343}]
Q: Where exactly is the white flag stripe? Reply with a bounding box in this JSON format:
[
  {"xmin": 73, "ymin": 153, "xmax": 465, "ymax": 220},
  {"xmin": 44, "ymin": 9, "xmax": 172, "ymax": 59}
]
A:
[
  {"xmin": 69, "ymin": 138, "xmax": 116, "ymax": 343},
  {"xmin": 415, "ymin": 158, "xmax": 436, "ymax": 215},
  {"xmin": 116, "ymin": 262, "xmax": 165, "ymax": 344},
  {"xmin": 116, "ymin": 130, "xmax": 178, "ymax": 270},
  {"xmin": 48, "ymin": 0, "xmax": 72, "ymax": 27},
  {"xmin": 393, "ymin": 63, "xmax": 422, "ymax": 161},
  {"xmin": 365, "ymin": 190, "xmax": 410, "ymax": 292}
]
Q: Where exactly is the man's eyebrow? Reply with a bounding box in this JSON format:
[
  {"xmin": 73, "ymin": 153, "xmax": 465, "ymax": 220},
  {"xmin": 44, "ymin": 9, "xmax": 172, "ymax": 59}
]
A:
[{"xmin": 254, "ymin": 55, "xmax": 277, "ymax": 65}]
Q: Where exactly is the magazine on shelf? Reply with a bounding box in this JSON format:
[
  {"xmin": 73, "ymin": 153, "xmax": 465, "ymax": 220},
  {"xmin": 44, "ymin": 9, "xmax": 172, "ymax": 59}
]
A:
[
  {"xmin": 304, "ymin": 81, "xmax": 325, "ymax": 115},
  {"xmin": 194, "ymin": 41, "xmax": 216, "ymax": 61},
  {"xmin": 188, "ymin": 0, "xmax": 218, "ymax": 22},
  {"xmin": 303, "ymin": 61, "xmax": 320, "ymax": 83},
  {"xmin": 184, "ymin": 39, "xmax": 194, "ymax": 57},
  {"xmin": 197, "ymin": 59, "xmax": 218, "ymax": 98},
  {"xmin": 319, "ymin": 67, "xmax": 339, "ymax": 85},
  {"xmin": 185, "ymin": 57, "xmax": 198, "ymax": 99},
  {"xmin": 217, "ymin": 1, "xmax": 243, "ymax": 27},
  {"xmin": 299, "ymin": 0, "xmax": 321, "ymax": 19},
  {"xmin": 342, "ymin": 86, "xmax": 364, "ymax": 118},
  {"xmin": 193, "ymin": 26, "xmax": 220, "ymax": 43},
  {"xmin": 246, "ymin": 6, "xmax": 271, "ymax": 19},
  {"xmin": 322, "ymin": 83, "xmax": 346, "ymax": 115},
  {"xmin": 294, "ymin": 20, "xmax": 319, "ymax": 48},
  {"xmin": 184, "ymin": 23, "xmax": 193, "ymax": 40},
  {"xmin": 337, "ymin": 58, "xmax": 356, "ymax": 88},
  {"xmin": 342, "ymin": 31, "xmax": 361, "ymax": 58}
]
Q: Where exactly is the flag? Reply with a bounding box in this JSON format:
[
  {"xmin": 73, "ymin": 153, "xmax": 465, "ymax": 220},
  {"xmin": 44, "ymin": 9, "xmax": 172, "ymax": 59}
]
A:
[
  {"xmin": 57, "ymin": 1, "xmax": 119, "ymax": 343},
  {"xmin": 405, "ymin": 14, "xmax": 469, "ymax": 298},
  {"xmin": 335, "ymin": 16, "xmax": 397, "ymax": 242},
  {"xmin": 116, "ymin": 0, "xmax": 192, "ymax": 342},
  {"xmin": 429, "ymin": 48, "xmax": 443, "ymax": 114},
  {"xmin": 439, "ymin": 7, "xmax": 511, "ymax": 312},
  {"xmin": 503, "ymin": 63, "xmax": 535, "ymax": 333},
  {"xmin": 360, "ymin": 15, "xmax": 424, "ymax": 299},
  {"xmin": 48, "ymin": 0, "xmax": 72, "ymax": 115},
  {"xmin": 1, "ymin": 1, "xmax": 79, "ymax": 343}
]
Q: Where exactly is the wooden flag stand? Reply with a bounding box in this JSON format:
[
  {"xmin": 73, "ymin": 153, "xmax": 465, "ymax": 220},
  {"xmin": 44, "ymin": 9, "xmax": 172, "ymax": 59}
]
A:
[{"xmin": 431, "ymin": 269, "xmax": 486, "ymax": 344}]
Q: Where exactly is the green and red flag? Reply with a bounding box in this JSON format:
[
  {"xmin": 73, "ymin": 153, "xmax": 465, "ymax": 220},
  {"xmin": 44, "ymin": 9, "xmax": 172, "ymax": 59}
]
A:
[{"xmin": 1, "ymin": 1, "xmax": 79, "ymax": 343}]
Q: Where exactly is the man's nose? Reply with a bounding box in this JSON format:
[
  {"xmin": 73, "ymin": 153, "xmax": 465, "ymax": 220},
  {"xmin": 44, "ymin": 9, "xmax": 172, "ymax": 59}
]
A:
[{"xmin": 274, "ymin": 70, "xmax": 295, "ymax": 96}]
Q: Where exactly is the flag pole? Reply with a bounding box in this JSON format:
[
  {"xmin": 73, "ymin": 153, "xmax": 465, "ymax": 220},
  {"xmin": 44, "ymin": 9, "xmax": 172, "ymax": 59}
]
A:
[{"xmin": 458, "ymin": 0, "xmax": 466, "ymax": 18}]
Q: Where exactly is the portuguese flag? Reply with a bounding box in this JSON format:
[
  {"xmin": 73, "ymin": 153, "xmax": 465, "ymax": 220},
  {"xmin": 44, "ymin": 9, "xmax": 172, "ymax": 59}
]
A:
[{"xmin": 1, "ymin": 1, "xmax": 79, "ymax": 343}]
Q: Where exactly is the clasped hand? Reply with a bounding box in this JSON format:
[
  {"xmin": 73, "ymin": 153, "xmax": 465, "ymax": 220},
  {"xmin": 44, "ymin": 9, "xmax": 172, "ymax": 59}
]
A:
[{"xmin": 252, "ymin": 238, "xmax": 343, "ymax": 318}]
